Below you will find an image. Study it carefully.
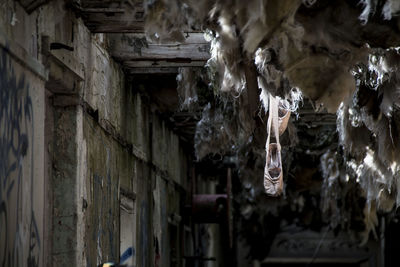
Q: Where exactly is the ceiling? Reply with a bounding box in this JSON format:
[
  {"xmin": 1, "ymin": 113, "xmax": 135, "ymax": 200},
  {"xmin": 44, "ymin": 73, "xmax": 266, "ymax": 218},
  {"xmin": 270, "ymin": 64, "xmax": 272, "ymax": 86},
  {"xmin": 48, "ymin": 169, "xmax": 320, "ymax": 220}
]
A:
[{"xmin": 67, "ymin": 0, "xmax": 338, "ymax": 147}]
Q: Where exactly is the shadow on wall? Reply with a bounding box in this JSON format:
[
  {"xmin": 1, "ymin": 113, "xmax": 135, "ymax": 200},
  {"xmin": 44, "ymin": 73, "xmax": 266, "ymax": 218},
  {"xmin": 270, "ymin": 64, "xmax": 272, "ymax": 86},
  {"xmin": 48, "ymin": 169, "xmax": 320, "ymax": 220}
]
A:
[{"xmin": 0, "ymin": 47, "xmax": 40, "ymax": 267}]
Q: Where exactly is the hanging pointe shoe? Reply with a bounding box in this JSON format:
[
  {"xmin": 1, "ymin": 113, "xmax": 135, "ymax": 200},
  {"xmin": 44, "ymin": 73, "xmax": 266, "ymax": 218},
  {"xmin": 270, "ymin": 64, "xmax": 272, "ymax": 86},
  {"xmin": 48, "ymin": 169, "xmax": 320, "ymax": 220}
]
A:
[
  {"xmin": 264, "ymin": 143, "xmax": 283, "ymax": 196},
  {"xmin": 264, "ymin": 95, "xmax": 284, "ymax": 196},
  {"xmin": 272, "ymin": 100, "xmax": 291, "ymax": 136},
  {"xmin": 278, "ymin": 100, "xmax": 291, "ymax": 135}
]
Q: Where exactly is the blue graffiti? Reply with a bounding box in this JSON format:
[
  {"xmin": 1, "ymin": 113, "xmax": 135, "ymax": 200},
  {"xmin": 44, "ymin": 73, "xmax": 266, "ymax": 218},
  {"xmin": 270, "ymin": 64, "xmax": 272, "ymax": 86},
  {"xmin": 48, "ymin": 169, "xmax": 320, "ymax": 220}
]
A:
[
  {"xmin": 0, "ymin": 45, "xmax": 39, "ymax": 267},
  {"xmin": 120, "ymin": 247, "xmax": 134, "ymax": 263}
]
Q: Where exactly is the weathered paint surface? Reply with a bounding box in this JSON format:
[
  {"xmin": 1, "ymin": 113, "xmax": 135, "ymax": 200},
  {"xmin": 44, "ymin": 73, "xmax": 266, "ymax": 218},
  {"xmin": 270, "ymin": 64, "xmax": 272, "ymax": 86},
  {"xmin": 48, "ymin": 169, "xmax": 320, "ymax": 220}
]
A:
[
  {"xmin": 84, "ymin": 115, "xmax": 122, "ymax": 265},
  {"xmin": 0, "ymin": 45, "xmax": 45, "ymax": 266}
]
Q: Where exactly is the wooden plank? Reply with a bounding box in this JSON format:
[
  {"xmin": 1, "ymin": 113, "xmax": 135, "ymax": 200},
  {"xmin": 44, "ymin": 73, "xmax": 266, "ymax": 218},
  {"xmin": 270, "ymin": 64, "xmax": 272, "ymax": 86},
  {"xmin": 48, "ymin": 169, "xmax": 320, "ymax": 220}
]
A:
[
  {"xmin": 113, "ymin": 45, "xmax": 210, "ymax": 60},
  {"xmin": 123, "ymin": 60, "xmax": 206, "ymax": 68},
  {"xmin": 127, "ymin": 67, "xmax": 180, "ymax": 74},
  {"xmin": 87, "ymin": 23, "xmax": 145, "ymax": 33},
  {"xmin": 109, "ymin": 33, "xmax": 210, "ymax": 61},
  {"xmin": 80, "ymin": 0, "xmax": 141, "ymax": 8},
  {"xmin": 76, "ymin": 0, "xmax": 201, "ymax": 33},
  {"xmin": 80, "ymin": 8, "xmax": 125, "ymax": 13},
  {"xmin": 111, "ymin": 33, "xmax": 208, "ymax": 44},
  {"xmin": 81, "ymin": 12, "xmax": 144, "ymax": 22},
  {"xmin": 82, "ymin": 13, "xmax": 144, "ymax": 33},
  {"xmin": 127, "ymin": 66, "xmax": 203, "ymax": 74},
  {"xmin": 87, "ymin": 23, "xmax": 201, "ymax": 34},
  {"xmin": 76, "ymin": 0, "xmax": 145, "ymax": 32}
]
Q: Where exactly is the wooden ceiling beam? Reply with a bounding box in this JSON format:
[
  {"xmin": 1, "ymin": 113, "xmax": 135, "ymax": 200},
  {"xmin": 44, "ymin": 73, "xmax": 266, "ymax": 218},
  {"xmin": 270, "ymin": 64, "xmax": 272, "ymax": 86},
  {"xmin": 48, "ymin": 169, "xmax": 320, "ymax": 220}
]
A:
[
  {"xmin": 74, "ymin": 2, "xmax": 211, "ymax": 70},
  {"xmin": 123, "ymin": 60, "xmax": 206, "ymax": 68},
  {"xmin": 109, "ymin": 33, "xmax": 210, "ymax": 62},
  {"xmin": 71, "ymin": 0, "xmax": 145, "ymax": 33},
  {"xmin": 127, "ymin": 67, "xmax": 180, "ymax": 74}
]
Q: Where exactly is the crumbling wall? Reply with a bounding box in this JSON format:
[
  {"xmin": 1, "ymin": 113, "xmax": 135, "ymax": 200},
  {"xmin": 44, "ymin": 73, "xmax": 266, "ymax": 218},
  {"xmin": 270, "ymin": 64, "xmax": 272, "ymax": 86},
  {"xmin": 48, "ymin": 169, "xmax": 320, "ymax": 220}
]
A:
[{"xmin": 1, "ymin": 1, "xmax": 191, "ymax": 266}]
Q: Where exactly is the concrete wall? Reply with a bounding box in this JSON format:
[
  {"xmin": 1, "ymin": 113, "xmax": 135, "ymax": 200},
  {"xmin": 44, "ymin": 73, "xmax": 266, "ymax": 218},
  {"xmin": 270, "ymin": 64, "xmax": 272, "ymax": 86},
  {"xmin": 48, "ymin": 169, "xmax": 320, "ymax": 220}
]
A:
[{"xmin": 0, "ymin": 0, "xmax": 191, "ymax": 266}]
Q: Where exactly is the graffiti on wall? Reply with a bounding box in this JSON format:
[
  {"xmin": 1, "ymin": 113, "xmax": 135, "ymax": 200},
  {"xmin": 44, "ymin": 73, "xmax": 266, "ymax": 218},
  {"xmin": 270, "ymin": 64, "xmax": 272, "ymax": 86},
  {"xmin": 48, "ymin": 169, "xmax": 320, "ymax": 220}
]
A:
[
  {"xmin": 0, "ymin": 47, "xmax": 40, "ymax": 266},
  {"xmin": 120, "ymin": 247, "xmax": 134, "ymax": 263}
]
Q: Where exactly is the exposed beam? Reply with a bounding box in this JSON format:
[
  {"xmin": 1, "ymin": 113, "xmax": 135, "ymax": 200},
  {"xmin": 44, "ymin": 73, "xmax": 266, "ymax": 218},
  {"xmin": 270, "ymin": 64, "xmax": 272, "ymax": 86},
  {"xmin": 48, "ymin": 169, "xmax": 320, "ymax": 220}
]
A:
[
  {"xmin": 109, "ymin": 33, "xmax": 210, "ymax": 62},
  {"xmin": 71, "ymin": 0, "xmax": 145, "ymax": 32},
  {"xmin": 127, "ymin": 67, "xmax": 180, "ymax": 74},
  {"xmin": 123, "ymin": 60, "xmax": 206, "ymax": 68},
  {"xmin": 80, "ymin": 8, "xmax": 125, "ymax": 13},
  {"xmin": 82, "ymin": 14, "xmax": 144, "ymax": 33},
  {"xmin": 74, "ymin": 0, "xmax": 204, "ymax": 33},
  {"xmin": 74, "ymin": 2, "xmax": 211, "ymax": 71}
]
